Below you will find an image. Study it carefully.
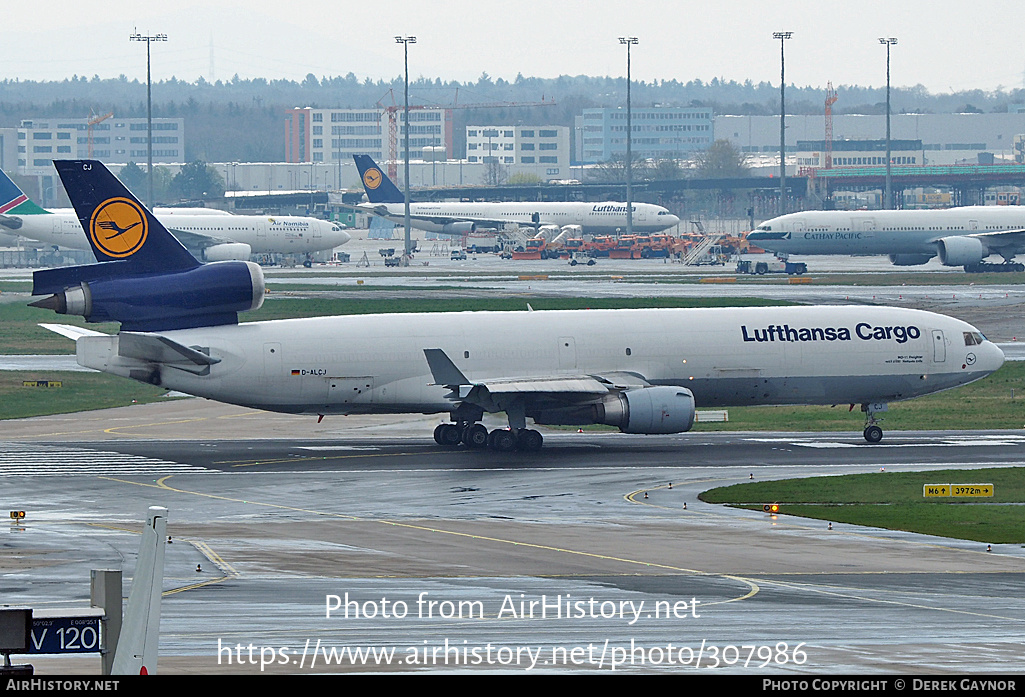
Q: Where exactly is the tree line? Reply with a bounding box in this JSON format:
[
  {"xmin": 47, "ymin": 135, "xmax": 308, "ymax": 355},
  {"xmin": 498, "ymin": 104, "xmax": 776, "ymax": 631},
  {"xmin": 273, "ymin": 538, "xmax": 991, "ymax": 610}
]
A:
[{"xmin": 1, "ymin": 73, "xmax": 1022, "ymax": 163}]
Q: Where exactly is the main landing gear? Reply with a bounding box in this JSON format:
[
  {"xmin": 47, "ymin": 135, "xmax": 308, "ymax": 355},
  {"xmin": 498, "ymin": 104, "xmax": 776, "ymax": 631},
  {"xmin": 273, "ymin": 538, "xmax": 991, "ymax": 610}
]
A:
[{"xmin": 433, "ymin": 422, "xmax": 544, "ymax": 452}]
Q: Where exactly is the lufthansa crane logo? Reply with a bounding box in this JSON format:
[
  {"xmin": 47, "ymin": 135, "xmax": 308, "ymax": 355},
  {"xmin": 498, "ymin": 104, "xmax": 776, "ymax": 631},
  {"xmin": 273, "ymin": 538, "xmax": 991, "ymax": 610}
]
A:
[
  {"xmin": 362, "ymin": 167, "xmax": 383, "ymax": 190},
  {"xmin": 89, "ymin": 197, "xmax": 148, "ymax": 258}
]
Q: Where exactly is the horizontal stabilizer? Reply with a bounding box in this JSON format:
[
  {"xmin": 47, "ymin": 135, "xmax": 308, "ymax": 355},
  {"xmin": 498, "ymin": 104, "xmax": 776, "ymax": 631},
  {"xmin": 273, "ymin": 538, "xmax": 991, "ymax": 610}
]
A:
[
  {"xmin": 38, "ymin": 323, "xmax": 107, "ymax": 341},
  {"xmin": 118, "ymin": 332, "xmax": 221, "ymax": 373}
]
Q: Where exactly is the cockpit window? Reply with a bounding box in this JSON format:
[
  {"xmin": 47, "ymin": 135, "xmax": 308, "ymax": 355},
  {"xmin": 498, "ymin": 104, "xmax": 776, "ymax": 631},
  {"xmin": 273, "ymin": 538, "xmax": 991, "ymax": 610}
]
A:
[
  {"xmin": 756, "ymin": 225, "xmax": 771, "ymax": 231},
  {"xmin": 963, "ymin": 331, "xmax": 985, "ymax": 346}
]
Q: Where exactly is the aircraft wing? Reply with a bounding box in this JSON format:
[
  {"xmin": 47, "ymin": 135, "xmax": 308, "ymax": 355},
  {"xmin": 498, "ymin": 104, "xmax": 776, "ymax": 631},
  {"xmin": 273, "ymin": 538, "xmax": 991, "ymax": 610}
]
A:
[
  {"xmin": 351, "ymin": 203, "xmax": 514, "ymax": 231},
  {"xmin": 162, "ymin": 225, "xmax": 235, "ymax": 250},
  {"xmin": 966, "ymin": 228, "xmax": 1025, "ymax": 255},
  {"xmin": 423, "ymin": 348, "xmax": 647, "ymax": 411}
]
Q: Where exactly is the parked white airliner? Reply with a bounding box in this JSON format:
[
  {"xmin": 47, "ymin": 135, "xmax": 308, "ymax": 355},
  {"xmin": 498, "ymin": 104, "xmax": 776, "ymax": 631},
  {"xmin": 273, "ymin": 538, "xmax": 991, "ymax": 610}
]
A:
[
  {"xmin": 748, "ymin": 207, "xmax": 1025, "ymax": 271},
  {"xmin": 353, "ymin": 155, "xmax": 680, "ymax": 235},
  {"xmin": 0, "ymin": 169, "xmax": 350, "ymax": 262},
  {"xmin": 33, "ymin": 160, "xmax": 1004, "ymax": 450}
]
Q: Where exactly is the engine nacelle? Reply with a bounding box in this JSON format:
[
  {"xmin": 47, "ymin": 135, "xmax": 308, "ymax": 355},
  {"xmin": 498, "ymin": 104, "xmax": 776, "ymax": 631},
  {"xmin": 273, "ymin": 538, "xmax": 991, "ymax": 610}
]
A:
[
  {"xmin": 31, "ymin": 260, "xmax": 265, "ymax": 332},
  {"xmin": 441, "ymin": 221, "xmax": 476, "ymax": 236},
  {"xmin": 202, "ymin": 242, "xmax": 252, "ymax": 262},
  {"xmin": 937, "ymin": 236, "xmax": 987, "ymax": 267},
  {"xmin": 534, "ymin": 386, "xmax": 696, "ymax": 434},
  {"xmin": 888, "ymin": 253, "xmax": 934, "ymax": 266}
]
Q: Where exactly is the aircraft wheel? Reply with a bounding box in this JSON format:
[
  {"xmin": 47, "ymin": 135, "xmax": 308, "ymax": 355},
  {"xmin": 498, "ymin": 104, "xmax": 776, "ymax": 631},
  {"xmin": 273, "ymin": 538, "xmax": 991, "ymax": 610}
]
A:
[
  {"xmin": 863, "ymin": 425, "xmax": 883, "ymax": 444},
  {"xmin": 438, "ymin": 424, "xmax": 462, "ymax": 447},
  {"xmin": 517, "ymin": 429, "xmax": 544, "ymax": 452},
  {"xmin": 433, "ymin": 424, "xmax": 447, "ymax": 445},
  {"xmin": 462, "ymin": 423, "xmax": 489, "ymax": 449},
  {"xmin": 489, "ymin": 429, "xmax": 518, "ymax": 452}
]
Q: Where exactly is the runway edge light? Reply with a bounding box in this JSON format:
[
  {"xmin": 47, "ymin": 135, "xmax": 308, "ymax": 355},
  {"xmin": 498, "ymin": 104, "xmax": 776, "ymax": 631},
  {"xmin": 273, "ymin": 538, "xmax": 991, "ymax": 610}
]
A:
[{"xmin": 763, "ymin": 504, "xmax": 780, "ymax": 514}]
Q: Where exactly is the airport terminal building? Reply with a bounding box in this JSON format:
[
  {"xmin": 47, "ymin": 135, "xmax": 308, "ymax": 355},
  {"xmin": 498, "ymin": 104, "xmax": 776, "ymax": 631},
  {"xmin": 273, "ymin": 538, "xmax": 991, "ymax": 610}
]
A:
[
  {"xmin": 576, "ymin": 106, "xmax": 714, "ymax": 164},
  {"xmin": 717, "ymin": 113, "xmax": 1025, "ymax": 166}
]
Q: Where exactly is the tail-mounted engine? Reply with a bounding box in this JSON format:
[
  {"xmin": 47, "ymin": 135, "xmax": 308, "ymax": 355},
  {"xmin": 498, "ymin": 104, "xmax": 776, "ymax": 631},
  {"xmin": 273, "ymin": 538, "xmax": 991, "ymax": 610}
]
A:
[{"xmin": 30, "ymin": 260, "xmax": 265, "ymax": 332}]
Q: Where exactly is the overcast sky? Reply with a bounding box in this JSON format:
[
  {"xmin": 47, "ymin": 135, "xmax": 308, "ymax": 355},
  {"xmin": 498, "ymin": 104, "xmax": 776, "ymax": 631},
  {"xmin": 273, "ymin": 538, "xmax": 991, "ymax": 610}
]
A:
[{"xmin": 4, "ymin": 1, "xmax": 1024, "ymax": 94}]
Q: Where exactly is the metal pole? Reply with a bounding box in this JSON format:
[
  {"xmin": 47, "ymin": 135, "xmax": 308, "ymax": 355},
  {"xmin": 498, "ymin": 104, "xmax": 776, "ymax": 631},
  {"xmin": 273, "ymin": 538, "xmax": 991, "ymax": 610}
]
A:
[
  {"xmin": 880, "ymin": 38, "xmax": 897, "ymax": 210},
  {"xmin": 619, "ymin": 37, "xmax": 637, "ymax": 238},
  {"xmin": 773, "ymin": 32, "xmax": 792, "ymax": 216},
  {"xmin": 396, "ymin": 36, "xmax": 416, "ymax": 261},
  {"xmin": 130, "ymin": 30, "xmax": 167, "ymax": 208}
]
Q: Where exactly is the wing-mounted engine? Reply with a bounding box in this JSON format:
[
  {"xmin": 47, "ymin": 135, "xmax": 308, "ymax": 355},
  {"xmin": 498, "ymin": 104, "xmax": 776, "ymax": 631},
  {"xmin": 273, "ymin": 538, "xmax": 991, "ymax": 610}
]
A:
[
  {"xmin": 937, "ymin": 236, "xmax": 988, "ymax": 267},
  {"xmin": 442, "ymin": 221, "xmax": 476, "ymax": 235},
  {"xmin": 888, "ymin": 253, "xmax": 935, "ymax": 266},
  {"xmin": 30, "ymin": 260, "xmax": 265, "ymax": 332},
  {"xmin": 202, "ymin": 242, "xmax": 252, "ymax": 262},
  {"xmin": 534, "ymin": 386, "xmax": 696, "ymax": 434}
]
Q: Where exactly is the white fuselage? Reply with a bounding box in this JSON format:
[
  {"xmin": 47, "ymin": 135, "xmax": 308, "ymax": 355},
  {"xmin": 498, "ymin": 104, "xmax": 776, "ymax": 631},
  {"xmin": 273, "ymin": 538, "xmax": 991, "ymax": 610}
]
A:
[
  {"xmin": 749, "ymin": 207, "xmax": 1025, "ymax": 257},
  {"xmin": 76, "ymin": 306, "xmax": 1002, "ymax": 418},
  {"xmin": 9, "ymin": 211, "xmax": 351, "ymax": 255},
  {"xmin": 362, "ymin": 201, "xmax": 681, "ymax": 235}
]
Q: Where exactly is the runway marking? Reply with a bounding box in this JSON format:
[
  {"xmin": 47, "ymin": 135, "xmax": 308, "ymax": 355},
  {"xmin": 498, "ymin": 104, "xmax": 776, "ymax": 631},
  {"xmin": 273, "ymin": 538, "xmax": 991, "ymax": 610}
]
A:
[
  {"xmin": 747, "ymin": 436, "xmax": 1025, "ymax": 449},
  {"xmin": 97, "ymin": 474, "xmax": 761, "ymax": 609},
  {"xmin": 0, "ymin": 441, "xmax": 210, "ymax": 476},
  {"xmin": 748, "ymin": 576, "xmax": 1023, "ymax": 623}
]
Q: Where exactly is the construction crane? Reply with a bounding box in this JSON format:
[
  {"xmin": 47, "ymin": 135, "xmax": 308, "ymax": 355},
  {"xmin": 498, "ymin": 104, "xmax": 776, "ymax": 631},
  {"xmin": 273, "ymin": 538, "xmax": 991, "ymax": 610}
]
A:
[
  {"xmin": 87, "ymin": 111, "xmax": 114, "ymax": 158},
  {"xmin": 824, "ymin": 83, "xmax": 838, "ymax": 169},
  {"xmin": 376, "ymin": 89, "xmax": 556, "ymax": 180}
]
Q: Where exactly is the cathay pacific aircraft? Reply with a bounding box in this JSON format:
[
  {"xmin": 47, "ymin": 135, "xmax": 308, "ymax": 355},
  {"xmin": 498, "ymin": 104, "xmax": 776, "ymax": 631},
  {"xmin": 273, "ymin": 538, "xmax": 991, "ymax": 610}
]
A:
[
  {"xmin": 0, "ymin": 168, "xmax": 350, "ymax": 262},
  {"xmin": 352, "ymin": 155, "xmax": 680, "ymax": 235},
  {"xmin": 748, "ymin": 207, "xmax": 1025, "ymax": 272},
  {"xmin": 31, "ymin": 161, "xmax": 1003, "ymax": 449}
]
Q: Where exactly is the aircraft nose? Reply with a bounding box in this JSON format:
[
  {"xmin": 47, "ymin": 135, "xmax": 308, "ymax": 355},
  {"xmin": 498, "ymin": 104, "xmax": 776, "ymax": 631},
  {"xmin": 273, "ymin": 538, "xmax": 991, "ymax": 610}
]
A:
[{"xmin": 985, "ymin": 341, "xmax": 1005, "ymax": 371}]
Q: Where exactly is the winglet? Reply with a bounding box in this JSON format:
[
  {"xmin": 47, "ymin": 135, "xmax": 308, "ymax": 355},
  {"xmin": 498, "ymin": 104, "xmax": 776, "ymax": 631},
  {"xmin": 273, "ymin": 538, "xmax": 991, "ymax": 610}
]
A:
[
  {"xmin": 423, "ymin": 348, "xmax": 470, "ymax": 387},
  {"xmin": 112, "ymin": 506, "xmax": 167, "ymax": 675}
]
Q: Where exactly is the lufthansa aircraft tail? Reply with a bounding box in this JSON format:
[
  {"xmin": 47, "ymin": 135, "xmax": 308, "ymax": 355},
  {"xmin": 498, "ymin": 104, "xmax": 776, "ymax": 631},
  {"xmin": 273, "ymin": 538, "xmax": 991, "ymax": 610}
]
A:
[
  {"xmin": 29, "ymin": 160, "xmax": 264, "ymax": 332},
  {"xmin": 353, "ymin": 155, "xmax": 405, "ymax": 205}
]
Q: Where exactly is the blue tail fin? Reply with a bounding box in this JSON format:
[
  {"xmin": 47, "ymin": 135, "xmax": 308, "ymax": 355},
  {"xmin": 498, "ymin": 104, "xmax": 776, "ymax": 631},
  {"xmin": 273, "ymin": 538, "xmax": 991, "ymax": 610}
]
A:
[
  {"xmin": 353, "ymin": 155, "xmax": 405, "ymax": 204},
  {"xmin": 55, "ymin": 160, "xmax": 199, "ymax": 274}
]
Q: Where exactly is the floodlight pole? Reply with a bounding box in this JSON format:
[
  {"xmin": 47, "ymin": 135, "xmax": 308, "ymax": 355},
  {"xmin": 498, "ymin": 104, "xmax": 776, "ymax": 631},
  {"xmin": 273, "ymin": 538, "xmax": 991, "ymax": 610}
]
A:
[
  {"xmin": 396, "ymin": 36, "xmax": 416, "ymax": 260},
  {"xmin": 129, "ymin": 29, "xmax": 168, "ymax": 208},
  {"xmin": 619, "ymin": 37, "xmax": 638, "ymax": 238},
  {"xmin": 773, "ymin": 31, "xmax": 792, "ymax": 216},
  {"xmin": 880, "ymin": 37, "xmax": 898, "ymax": 210}
]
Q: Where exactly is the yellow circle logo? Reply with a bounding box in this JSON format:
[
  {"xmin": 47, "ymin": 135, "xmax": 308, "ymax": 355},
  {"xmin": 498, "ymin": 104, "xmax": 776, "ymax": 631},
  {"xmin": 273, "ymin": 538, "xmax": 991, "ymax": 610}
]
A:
[
  {"xmin": 90, "ymin": 197, "xmax": 148, "ymax": 258},
  {"xmin": 363, "ymin": 168, "xmax": 383, "ymax": 190}
]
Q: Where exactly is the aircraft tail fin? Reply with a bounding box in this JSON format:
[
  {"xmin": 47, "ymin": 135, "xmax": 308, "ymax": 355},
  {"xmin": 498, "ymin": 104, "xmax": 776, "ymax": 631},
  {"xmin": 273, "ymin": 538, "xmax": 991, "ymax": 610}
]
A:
[
  {"xmin": 0, "ymin": 169, "xmax": 49, "ymax": 218},
  {"xmin": 52, "ymin": 160, "xmax": 199, "ymax": 274},
  {"xmin": 112, "ymin": 506, "xmax": 167, "ymax": 675},
  {"xmin": 353, "ymin": 155, "xmax": 405, "ymax": 204}
]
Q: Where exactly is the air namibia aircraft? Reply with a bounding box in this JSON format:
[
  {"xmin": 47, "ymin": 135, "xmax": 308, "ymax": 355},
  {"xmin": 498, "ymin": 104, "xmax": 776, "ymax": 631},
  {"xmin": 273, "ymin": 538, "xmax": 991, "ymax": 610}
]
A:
[
  {"xmin": 353, "ymin": 155, "xmax": 681, "ymax": 235},
  {"xmin": 0, "ymin": 168, "xmax": 350, "ymax": 262},
  {"xmin": 32, "ymin": 160, "xmax": 1002, "ymax": 449}
]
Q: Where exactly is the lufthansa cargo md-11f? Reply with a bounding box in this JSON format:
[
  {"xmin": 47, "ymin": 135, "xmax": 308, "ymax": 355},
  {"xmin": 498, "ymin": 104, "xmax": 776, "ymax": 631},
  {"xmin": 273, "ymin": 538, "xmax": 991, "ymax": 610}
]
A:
[
  {"xmin": 32, "ymin": 161, "xmax": 1003, "ymax": 449},
  {"xmin": 353, "ymin": 155, "xmax": 680, "ymax": 236},
  {"xmin": 748, "ymin": 207, "xmax": 1025, "ymax": 272}
]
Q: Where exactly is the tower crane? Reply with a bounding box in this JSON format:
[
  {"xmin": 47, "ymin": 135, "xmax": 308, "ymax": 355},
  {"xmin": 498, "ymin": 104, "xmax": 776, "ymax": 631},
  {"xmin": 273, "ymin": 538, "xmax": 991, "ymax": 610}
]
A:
[{"xmin": 824, "ymin": 83, "xmax": 838, "ymax": 169}]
